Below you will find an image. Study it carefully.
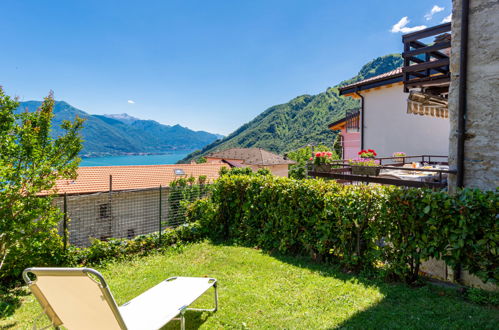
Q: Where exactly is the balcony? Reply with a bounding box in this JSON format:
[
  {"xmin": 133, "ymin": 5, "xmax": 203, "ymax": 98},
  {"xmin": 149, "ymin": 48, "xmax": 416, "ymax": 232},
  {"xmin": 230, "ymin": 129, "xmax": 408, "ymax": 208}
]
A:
[
  {"xmin": 402, "ymin": 23, "xmax": 451, "ymax": 94},
  {"xmin": 308, "ymin": 155, "xmax": 454, "ymax": 189}
]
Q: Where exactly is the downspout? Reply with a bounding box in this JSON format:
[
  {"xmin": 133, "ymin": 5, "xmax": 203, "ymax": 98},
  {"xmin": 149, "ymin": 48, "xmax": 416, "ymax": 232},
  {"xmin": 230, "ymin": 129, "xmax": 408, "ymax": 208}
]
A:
[
  {"xmin": 355, "ymin": 89, "xmax": 365, "ymax": 150},
  {"xmin": 453, "ymin": 0, "xmax": 470, "ymax": 285},
  {"xmin": 456, "ymin": 0, "xmax": 469, "ymax": 188}
]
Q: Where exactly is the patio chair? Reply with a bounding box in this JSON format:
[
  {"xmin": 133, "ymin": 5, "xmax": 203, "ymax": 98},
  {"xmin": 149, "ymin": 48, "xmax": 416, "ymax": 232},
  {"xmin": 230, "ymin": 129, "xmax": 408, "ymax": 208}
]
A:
[{"xmin": 22, "ymin": 267, "xmax": 218, "ymax": 330}]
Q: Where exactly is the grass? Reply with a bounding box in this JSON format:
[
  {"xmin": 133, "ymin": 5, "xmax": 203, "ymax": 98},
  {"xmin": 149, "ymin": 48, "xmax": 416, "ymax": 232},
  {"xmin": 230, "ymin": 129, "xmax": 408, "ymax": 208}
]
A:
[{"xmin": 1, "ymin": 242, "xmax": 498, "ymax": 329}]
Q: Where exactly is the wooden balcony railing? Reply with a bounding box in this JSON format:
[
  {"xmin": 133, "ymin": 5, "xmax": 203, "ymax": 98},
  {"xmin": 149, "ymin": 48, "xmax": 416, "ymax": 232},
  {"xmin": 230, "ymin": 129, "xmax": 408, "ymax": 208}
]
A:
[
  {"xmin": 402, "ymin": 23, "xmax": 451, "ymax": 93},
  {"xmin": 345, "ymin": 109, "xmax": 360, "ymax": 132}
]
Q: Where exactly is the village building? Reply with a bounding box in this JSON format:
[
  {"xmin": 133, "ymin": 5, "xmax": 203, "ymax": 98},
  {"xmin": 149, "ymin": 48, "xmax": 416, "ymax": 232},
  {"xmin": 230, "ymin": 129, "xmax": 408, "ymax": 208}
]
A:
[
  {"xmin": 338, "ymin": 68, "xmax": 450, "ymax": 159},
  {"xmin": 327, "ymin": 109, "xmax": 360, "ymax": 160},
  {"xmin": 447, "ymin": 0, "xmax": 499, "ymax": 191},
  {"xmin": 45, "ymin": 163, "xmax": 227, "ymax": 246},
  {"xmin": 204, "ymin": 148, "xmax": 295, "ymax": 177}
]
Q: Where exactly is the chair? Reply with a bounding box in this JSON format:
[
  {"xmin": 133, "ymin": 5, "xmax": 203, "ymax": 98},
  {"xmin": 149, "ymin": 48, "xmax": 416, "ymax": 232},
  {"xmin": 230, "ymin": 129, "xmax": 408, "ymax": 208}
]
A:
[{"xmin": 22, "ymin": 267, "xmax": 218, "ymax": 330}]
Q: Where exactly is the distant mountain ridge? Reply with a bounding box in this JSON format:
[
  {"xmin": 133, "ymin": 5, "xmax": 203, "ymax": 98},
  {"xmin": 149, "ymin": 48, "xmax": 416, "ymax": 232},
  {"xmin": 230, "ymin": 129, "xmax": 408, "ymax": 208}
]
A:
[
  {"xmin": 180, "ymin": 54, "xmax": 403, "ymax": 163},
  {"xmin": 16, "ymin": 101, "xmax": 222, "ymax": 157}
]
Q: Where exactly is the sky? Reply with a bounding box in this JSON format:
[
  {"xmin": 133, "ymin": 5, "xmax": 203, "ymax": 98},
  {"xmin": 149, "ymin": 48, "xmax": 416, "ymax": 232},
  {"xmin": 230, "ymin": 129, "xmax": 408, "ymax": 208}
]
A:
[{"xmin": 0, "ymin": 0, "xmax": 451, "ymax": 135}]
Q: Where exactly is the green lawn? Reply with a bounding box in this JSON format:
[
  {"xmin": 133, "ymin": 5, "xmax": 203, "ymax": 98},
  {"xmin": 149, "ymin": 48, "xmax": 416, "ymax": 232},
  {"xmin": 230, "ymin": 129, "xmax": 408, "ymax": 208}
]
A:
[{"xmin": 1, "ymin": 242, "xmax": 498, "ymax": 329}]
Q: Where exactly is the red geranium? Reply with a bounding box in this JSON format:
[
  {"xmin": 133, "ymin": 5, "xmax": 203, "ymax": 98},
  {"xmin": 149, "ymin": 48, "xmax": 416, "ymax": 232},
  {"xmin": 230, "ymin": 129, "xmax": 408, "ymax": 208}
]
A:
[{"xmin": 358, "ymin": 149, "xmax": 377, "ymax": 158}]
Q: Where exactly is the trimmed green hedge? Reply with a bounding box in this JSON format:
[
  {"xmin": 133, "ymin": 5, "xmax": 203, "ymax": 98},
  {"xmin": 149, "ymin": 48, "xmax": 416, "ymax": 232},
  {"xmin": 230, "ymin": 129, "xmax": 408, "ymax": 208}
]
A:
[{"xmin": 187, "ymin": 172, "xmax": 498, "ymax": 284}]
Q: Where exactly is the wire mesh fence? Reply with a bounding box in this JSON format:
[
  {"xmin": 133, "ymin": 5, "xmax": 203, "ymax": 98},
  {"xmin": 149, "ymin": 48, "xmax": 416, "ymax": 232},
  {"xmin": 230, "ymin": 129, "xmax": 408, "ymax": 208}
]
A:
[{"xmin": 53, "ymin": 185, "xmax": 210, "ymax": 247}]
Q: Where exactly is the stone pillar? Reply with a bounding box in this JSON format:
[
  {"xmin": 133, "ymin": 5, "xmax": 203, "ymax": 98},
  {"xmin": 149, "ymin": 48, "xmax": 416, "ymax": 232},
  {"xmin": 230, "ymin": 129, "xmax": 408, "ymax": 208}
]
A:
[{"xmin": 448, "ymin": 0, "xmax": 499, "ymax": 190}]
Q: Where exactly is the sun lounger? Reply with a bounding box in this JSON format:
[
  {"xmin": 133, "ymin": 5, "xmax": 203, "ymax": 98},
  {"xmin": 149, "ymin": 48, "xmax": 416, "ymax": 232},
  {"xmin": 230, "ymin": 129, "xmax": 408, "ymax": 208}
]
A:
[{"xmin": 22, "ymin": 267, "xmax": 218, "ymax": 330}]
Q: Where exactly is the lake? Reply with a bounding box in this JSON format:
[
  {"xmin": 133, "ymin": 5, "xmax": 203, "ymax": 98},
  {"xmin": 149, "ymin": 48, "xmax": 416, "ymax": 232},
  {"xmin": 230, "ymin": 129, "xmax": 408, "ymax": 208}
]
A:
[{"xmin": 80, "ymin": 152, "xmax": 191, "ymax": 167}]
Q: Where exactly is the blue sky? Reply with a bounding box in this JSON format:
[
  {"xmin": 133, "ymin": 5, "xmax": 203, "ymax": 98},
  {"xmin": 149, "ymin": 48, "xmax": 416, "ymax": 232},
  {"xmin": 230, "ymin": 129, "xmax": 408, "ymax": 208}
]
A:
[{"xmin": 1, "ymin": 0, "xmax": 451, "ymax": 135}]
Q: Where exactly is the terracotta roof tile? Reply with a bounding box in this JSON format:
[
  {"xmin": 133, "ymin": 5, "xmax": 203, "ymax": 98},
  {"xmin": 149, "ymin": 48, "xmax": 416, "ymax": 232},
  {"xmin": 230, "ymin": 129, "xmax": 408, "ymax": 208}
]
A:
[
  {"xmin": 339, "ymin": 67, "xmax": 403, "ymax": 92},
  {"xmin": 43, "ymin": 163, "xmax": 228, "ymax": 195},
  {"xmin": 207, "ymin": 148, "xmax": 295, "ymax": 166}
]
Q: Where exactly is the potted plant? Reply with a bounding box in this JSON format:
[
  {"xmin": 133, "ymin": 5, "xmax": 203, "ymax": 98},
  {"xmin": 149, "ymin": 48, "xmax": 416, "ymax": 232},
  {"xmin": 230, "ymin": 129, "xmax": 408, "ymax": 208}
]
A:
[
  {"xmin": 392, "ymin": 152, "xmax": 406, "ymax": 163},
  {"xmin": 358, "ymin": 149, "xmax": 377, "ymax": 159},
  {"xmin": 311, "ymin": 151, "xmax": 334, "ymax": 172},
  {"xmin": 348, "ymin": 158, "xmax": 381, "ymax": 176}
]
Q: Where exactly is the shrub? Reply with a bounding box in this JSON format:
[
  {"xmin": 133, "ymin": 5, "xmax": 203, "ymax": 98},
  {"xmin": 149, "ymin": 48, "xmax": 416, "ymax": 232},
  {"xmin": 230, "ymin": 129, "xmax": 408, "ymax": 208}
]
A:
[
  {"xmin": 0, "ymin": 89, "xmax": 83, "ymax": 282},
  {"xmin": 69, "ymin": 222, "xmax": 205, "ymax": 267},
  {"xmin": 188, "ymin": 172, "xmax": 498, "ymax": 284}
]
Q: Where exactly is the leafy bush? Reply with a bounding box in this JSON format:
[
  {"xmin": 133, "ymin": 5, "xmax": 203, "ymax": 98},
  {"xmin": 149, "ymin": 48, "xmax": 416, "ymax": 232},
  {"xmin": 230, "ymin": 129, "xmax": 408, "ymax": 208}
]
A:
[
  {"xmin": 188, "ymin": 172, "xmax": 498, "ymax": 284},
  {"xmin": 0, "ymin": 89, "xmax": 83, "ymax": 282},
  {"xmin": 167, "ymin": 177, "xmax": 210, "ymax": 226},
  {"xmin": 68, "ymin": 222, "xmax": 204, "ymax": 267},
  {"xmin": 287, "ymin": 145, "xmax": 338, "ymax": 179}
]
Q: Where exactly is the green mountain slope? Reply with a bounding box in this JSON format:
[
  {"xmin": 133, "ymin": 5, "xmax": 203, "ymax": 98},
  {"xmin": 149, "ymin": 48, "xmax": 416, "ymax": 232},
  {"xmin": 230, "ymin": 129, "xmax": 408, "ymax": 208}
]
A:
[
  {"xmin": 17, "ymin": 101, "xmax": 222, "ymax": 157},
  {"xmin": 180, "ymin": 54, "xmax": 403, "ymax": 163}
]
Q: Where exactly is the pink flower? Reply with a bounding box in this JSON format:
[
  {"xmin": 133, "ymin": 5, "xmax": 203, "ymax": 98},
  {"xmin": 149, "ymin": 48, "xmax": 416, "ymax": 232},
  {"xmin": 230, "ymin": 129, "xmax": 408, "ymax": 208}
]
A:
[{"xmin": 309, "ymin": 157, "xmax": 313, "ymax": 160}]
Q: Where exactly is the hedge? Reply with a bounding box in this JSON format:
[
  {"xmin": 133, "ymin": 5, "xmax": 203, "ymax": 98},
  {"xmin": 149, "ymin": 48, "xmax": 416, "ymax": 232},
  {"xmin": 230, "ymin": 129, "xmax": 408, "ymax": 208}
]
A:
[
  {"xmin": 187, "ymin": 172, "xmax": 498, "ymax": 284},
  {"xmin": 1, "ymin": 222, "xmax": 204, "ymax": 285}
]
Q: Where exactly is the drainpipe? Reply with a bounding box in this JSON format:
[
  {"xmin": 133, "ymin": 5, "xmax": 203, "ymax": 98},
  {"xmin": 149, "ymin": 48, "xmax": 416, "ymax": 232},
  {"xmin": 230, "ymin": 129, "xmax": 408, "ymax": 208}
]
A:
[
  {"xmin": 456, "ymin": 0, "xmax": 469, "ymax": 188},
  {"xmin": 355, "ymin": 89, "xmax": 365, "ymax": 150},
  {"xmin": 453, "ymin": 0, "xmax": 470, "ymax": 285}
]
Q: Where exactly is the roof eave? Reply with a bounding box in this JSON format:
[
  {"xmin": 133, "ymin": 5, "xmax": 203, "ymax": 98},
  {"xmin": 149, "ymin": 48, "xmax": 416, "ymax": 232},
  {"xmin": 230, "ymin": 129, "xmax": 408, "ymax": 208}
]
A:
[{"xmin": 339, "ymin": 75, "xmax": 404, "ymax": 96}]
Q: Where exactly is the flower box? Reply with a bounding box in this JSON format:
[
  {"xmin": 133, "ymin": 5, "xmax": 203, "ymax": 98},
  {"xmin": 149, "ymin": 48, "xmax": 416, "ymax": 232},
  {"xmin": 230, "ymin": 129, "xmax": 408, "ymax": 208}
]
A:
[
  {"xmin": 314, "ymin": 164, "xmax": 334, "ymax": 173},
  {"xmin": 351, "ymin": 166, "xmax": 380, "ymax": 176}
]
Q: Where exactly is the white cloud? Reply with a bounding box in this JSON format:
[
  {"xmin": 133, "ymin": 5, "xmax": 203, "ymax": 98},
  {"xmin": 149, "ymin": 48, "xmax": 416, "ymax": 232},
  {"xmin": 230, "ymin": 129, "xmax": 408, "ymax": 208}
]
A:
[
  {"xmin": 441, "ymin": 14, "xmax": 452, "ymax": 23},
  {"xmin": 425, "ymin": 5, "xmax": 445, "ymax": 20},
  {"xmin": 391, "ymin": 16, "xmax": 427, "ymax": 33},
  {"xmin": 127, "ymin": 100, "xmax": 135, "ymax": 104}
]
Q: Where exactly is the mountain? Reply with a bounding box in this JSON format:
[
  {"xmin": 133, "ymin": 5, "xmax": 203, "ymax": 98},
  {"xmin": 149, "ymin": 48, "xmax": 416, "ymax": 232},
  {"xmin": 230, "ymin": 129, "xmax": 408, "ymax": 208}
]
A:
[
  {"xmin": 179, "ymin": 54, "xmax": 403, "ymax": 163},
  {"xmin": 103, "ymin": 113, "xmax": 140, "ymax": 124},
  {"xmin": 16, "ymin": 101, "xmax": 222, "ymax": 157}
]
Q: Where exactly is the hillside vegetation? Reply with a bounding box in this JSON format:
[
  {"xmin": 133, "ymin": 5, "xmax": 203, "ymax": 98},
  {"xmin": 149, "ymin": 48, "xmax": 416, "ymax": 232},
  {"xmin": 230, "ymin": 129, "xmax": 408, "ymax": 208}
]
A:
[
  {"xmin": 17, "ymin": 101, "xmax": 221, "ymax": 157},
  {"xmin": 180, "ymin": 54, "xmax": 402, "ymax": 163}
]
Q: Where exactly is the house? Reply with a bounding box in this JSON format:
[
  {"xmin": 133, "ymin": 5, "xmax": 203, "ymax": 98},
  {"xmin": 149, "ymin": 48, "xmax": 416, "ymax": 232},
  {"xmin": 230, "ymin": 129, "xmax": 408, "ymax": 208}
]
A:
[
  {"xmin": 49, "ymin": 163, "xmax": 227, "ymax": 195},
  {"xmin": 204, "ymin": 148, "xmax": 295, "ymax": 177},
  {"xmin": 45, "ymin": 163, "xmax": 228, "ymax": 246},
  {"xmin": 328, "ymin": 109, "xmax": 361, "ymax": 160},
  {"xmin": 338, "ymin": 67, "xmax": 450, "ymax": 158},
  {"xmin": 447, "ymin": 0, "xmax": 498, "ymax": 191}
]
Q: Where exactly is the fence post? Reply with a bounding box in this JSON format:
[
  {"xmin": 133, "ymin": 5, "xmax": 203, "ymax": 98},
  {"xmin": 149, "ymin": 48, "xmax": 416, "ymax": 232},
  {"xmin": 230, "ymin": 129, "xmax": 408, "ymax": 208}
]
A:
[
  {"xmin": 159, "ymin": 185, "xmax": 162, "ymax": 244},
  {"xmin": 63, "ymin": 193, "xmax": 68, "ymax": 252}
]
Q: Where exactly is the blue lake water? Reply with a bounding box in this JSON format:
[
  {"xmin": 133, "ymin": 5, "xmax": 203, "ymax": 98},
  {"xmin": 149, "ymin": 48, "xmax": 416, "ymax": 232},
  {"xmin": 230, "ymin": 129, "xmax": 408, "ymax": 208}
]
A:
[{"xmin": 80, "ymin": 152, "xmax": 191, "ymax": 167}]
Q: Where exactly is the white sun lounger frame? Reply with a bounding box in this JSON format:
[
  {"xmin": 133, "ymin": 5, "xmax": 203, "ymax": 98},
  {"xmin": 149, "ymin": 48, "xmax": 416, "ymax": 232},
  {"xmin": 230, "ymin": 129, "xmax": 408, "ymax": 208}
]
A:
[{"xmin": 23, "ymin": 267, "xmax": 218, "ymax": 330}]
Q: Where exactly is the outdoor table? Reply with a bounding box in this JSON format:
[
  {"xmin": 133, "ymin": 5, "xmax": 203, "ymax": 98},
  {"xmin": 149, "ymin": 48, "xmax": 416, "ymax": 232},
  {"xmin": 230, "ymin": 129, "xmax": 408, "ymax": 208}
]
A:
[{"xmin": 380, "ymin": 165, "xmax": 448, "ymax": 183}]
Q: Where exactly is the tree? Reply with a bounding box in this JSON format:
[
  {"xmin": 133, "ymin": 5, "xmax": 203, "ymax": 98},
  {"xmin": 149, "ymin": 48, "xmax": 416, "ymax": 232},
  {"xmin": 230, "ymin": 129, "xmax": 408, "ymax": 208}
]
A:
[
  {"xmin": 287, "ymin": 145, "xmax": 338, "ymax": 179},
  {"xmin": 196, "ymin": 156, "xmax": 207, "ymax": 164},
  {"xmin": 0, "ymin": 89, "xmax": 84, "ymax": 279}
]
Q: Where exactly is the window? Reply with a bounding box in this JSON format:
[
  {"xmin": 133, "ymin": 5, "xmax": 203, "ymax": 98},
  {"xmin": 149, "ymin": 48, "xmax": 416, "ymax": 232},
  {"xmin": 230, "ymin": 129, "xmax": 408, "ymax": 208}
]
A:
[
  {"xmin": 99, "ymin": 203, "xmax": 111, "ymax": 219},
  {"xmin": 174, "ymin": 169, "xmax": 185, "ymax": 175}
]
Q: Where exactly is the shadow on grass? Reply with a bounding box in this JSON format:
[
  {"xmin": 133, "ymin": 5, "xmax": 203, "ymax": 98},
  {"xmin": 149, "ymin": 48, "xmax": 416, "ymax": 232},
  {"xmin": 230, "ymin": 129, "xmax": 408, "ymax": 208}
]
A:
[
  {"xmin": 0, "ymin": 286, "xmax": 30, "ymax": 329},
  {"xmin": 211, "ymin": 240, "xmax": 499, "ymax": 329},
  {"xmin": 273, "ymin": 251, "xmax": 499, "ymax": 329}
]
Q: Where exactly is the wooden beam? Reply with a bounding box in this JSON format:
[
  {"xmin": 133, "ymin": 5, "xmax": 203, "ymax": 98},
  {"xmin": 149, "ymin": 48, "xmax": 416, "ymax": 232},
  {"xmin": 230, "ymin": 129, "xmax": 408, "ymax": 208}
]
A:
[
  {"xmin": 402, "ymin": 22, "xmax": 451, "ymax": 42},
  {"xmin": 408, "ymin": 56, "xmax": 424, "ymax": 64},
  {"xmin": 402, "ymin": 58, "xmax": 450, "ymax": 73},
  {"xmin": 409, "ymin": 40, "xmax": 448, "ymax": 59},
  {"xmin": 403, "ymin": 41, "xmax": 451, "ymax": 58},
  {"xmin": 405, "ymin": 75, "xmax": 450, "ymax": 88}
]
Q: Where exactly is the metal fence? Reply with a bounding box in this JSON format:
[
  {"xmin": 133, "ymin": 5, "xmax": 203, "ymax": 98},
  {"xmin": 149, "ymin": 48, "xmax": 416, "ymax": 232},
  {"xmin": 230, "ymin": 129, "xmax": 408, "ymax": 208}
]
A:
[{"xmin": 53, "ymin": 185, "xmax": 210, "ymax": 247}]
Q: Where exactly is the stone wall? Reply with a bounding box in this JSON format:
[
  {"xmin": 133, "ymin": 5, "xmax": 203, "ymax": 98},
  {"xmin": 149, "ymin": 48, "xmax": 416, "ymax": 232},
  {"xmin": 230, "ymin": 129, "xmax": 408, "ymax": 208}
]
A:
[{"xmin": 448, "ymin": 0, "xmax": 499, "ymax": 190}]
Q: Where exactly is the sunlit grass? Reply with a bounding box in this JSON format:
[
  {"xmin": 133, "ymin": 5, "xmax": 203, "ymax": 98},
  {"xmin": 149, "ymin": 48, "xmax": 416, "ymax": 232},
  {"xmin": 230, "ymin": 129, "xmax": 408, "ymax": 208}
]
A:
[{"xmin": 1, "ymin": 242, "xmax": 498, "ymax": 329}]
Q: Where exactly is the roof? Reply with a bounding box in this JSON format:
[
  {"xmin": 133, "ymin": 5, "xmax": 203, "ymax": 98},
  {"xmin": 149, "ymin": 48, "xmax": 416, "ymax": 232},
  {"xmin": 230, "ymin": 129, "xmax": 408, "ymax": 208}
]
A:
[
  {"xmin": 328, "ymin": 110, "xmax": 360, "ymax": 130},
  {"xmin": 42, "ymin": 163, "xmax": 228, "ymax": 195},
  {"xmin": 206, "ymin": 148, "xmax": 295, "ymax": 166},
  {"xmin": 339, "ymin": 68, "xmax": 403, "ymax": 96}
]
